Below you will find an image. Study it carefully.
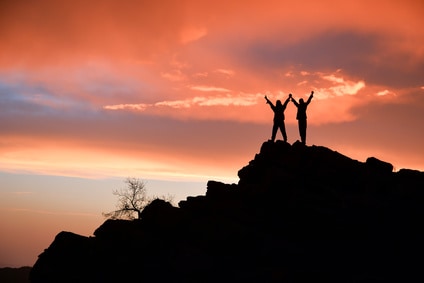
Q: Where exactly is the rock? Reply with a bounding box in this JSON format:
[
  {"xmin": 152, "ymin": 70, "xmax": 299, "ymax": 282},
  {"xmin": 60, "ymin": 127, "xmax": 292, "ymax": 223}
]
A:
[
  {"xmin": 366, "ymin": 156, "xmax": 393, "ymax": 174},
  {"xmin": 30, "ymin": 141, "xmax": 424, "ymax": 283}
]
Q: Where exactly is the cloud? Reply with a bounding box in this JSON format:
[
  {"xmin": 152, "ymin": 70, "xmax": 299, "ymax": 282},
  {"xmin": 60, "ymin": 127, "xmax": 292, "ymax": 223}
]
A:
[
  {"xmin": 376, "ymin": 90, "xmax": 395, "ymax": 97},
  {"xmin": 103, "ymin": 103, "xmax": 149, "ymax": 111},
  {"xmin": 321, "ymin": 74, "xmax": 365, "ymax": 97},
  {"xmin": 0, "ymin": 77, "xmax": 87, "ymax": 115},
  {"xmin": 227, "ymin": 31, "xmax": 378, "ymax": 72},
  {"xmin": 220, "ymin": 27, "xmax": 424, "ymax": 89},
  {"xmin": 161, "ymin": 70, "xmax": 186, "ymax": 82},
  {"xmin": 155, "ymin": 100, "xmax": 192, "ymax": 109},
  {"xmin": 195, "ymin": 93, "xmax": 262, "ymax": 106},
  {"xmin": 104, "ymin": 93, "xmax": 263, "ymax": 111},
  {"xmin": 180, "ymin": 27, "xmax": 208, "ymax": 44},
  {"xmin": 193, "ymin": 72, "xmax": 208, "ymax": 78},
  {"xmin": 189, "ymin": 85, "xmax": 231, "ymax": 92},
  {"xmin": 214, "ymin": 69, "xmax": 235, "ymax": 76}
]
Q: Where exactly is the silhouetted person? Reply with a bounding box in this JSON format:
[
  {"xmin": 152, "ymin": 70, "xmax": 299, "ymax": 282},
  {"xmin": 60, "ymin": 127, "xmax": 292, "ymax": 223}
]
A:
[
  {"xmin": 291, "ymin": 91, "xmax": 314, "ymax": 144},
  {"xmin": 265, "ymin": 94, "xmax": 291, "ymax": 142}
]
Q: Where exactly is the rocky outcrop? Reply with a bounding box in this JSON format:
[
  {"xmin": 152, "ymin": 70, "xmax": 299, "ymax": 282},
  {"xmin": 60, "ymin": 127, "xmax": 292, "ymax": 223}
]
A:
[
  {"xmin": 30, "ymin": 141, "xmax": 424, "ymax": 282},
  {"xmin": 0, "ymin": 266, "xmax": 31, "ymax": 283}
]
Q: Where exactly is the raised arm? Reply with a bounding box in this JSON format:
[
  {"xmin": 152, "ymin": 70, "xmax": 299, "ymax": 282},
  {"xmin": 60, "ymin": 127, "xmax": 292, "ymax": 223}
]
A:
[
  {"xmin": 264, "ymin": 96, "xmax": 275, "ymax": 108},
  {"xmin": 283, "ymin": 94, "xmax": 291, "ymax": 107},
  {"xmin": 306, "ymin": 91, "xmax": 314, "ymax": 105},
  {"xmin": 291, "ymin": 94, "xmax": 299, "ymax": 107}
]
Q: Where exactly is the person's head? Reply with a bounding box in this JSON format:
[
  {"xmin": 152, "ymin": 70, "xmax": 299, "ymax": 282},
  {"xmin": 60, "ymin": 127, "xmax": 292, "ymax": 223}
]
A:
[
  {"xmin": 276, "ymin": 100, "xmax": 282, "ymax": 106},
  {"xmin": 300, "ymin": 98, "xmax": 304, "ymax": 104}
]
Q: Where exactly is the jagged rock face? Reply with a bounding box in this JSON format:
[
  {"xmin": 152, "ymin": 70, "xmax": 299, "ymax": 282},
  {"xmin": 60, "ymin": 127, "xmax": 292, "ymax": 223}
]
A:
[{"xmin": 30, "ymin": 142, "xmax": 424, "ymax": 283}]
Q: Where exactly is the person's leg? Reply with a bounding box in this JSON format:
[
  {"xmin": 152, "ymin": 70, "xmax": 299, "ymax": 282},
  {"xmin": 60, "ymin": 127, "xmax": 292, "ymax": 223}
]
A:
[
  {"xmin": 299, "ymin": 119, "xmax": 307, "ymax": 144},
  {"xmin": 271, "ymin": 124, "xmax": 278, "ymax": 142},
  {"xmin": 280, "ymin": 123, "xmax": 287, "ymax": 142},
  {"xmin": 304, "ymin": 120, "xmax": 307, "ymax": 144},
  {"xmin": 297, "ymin": 121, "xmax": 302, "ymax": 142}
]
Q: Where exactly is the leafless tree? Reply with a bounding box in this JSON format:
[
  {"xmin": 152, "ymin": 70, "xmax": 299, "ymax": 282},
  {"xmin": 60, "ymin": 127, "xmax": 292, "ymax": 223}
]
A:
[{"xmin": 103, "ymin": 177, "xmax": 173, "ymax": 220}]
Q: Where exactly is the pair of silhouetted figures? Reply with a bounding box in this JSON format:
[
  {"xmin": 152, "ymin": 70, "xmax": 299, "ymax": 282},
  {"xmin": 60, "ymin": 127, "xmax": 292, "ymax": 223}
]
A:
[{"xmin": 265, "ymin": 91, "xmax": 314, "ymax": 144}]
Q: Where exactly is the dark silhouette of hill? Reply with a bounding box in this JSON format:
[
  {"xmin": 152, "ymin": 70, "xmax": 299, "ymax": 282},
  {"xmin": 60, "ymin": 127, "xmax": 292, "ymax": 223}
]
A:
[
  {"xmin": 0, "ymin": 266, "xmax": 31, "ymax": 283},
  {"xmin": 30, "ymin": 141, "xmax": 424, "ymax": 282}
]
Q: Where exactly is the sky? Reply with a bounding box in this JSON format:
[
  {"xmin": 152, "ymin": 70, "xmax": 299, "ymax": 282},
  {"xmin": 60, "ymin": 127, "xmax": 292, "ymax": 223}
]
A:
[{"xmin": 1, "ymin": 0, "xmax": 424, "ymax": 267}]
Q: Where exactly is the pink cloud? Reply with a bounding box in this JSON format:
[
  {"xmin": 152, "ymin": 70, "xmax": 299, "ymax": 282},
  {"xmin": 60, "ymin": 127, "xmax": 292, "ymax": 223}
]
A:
[{"xmin": 189, "ymin": 85, "xmax": 231, "ymax": 92}]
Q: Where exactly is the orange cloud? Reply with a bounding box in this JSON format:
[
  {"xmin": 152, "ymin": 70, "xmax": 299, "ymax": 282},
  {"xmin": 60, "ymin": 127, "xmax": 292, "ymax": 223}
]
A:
[
  {"xmin": 103, "ymin": 103, "xmax": 149, "ymax": 111},
  {"xmin": 180, "ymin": 26, "xmax": 208, "ymax": 44},
  {"xmin": 189, "ymin": 85, "xmax": 231, "ymax": 92},
  {"xmin": 319, "ymin": 74, "xmax": 366, "ymax": 98}
]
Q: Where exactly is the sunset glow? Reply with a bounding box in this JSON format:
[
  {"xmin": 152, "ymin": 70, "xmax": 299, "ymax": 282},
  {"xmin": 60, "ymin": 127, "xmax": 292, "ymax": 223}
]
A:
[{"xmin": 1, "ymin": 0, "xmax": 424, "ymax": 267}]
